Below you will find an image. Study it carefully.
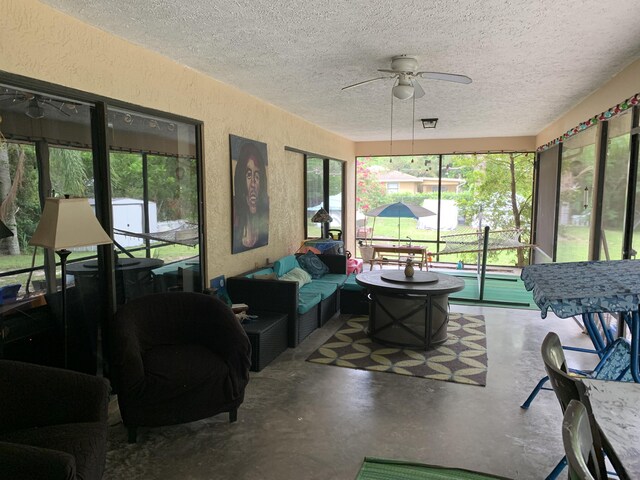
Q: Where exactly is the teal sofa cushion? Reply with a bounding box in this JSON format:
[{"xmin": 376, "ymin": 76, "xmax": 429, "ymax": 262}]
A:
[
  {"xmin": 298, "ymin": 292, "xmax": 321, "ymax": 314},
  {"xmin": 342, "ymin": 274, "xmax": 364, "ymax": 291},
  {"xmin": 246, "ymin": 267, "xmax": 275, "ymax": 279},
  {"xmin": 300, "ymin": 281, "xmax": 336, "ymax": 300},
  {"xmin": 274, "ymin": 255, "xmax": 299, "ymax": 277},
  {"xmin": 315, "ymin": 273, "xmax": 348, "ymax": 287}
]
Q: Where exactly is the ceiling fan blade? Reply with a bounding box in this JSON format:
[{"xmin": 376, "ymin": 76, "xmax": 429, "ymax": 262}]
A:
[
  {"xmin": 378, "ymin": 69, "xmax": 405, "ymax": 74},
  {"xmin": 411, "ymin": 79, "xmax": 425, "ymax": 99},
  {"xmin": 342, "ymin": 76, "xmax": 393, "ymax": 91},
  {"xmin": 418, "ymin": 71, "xmax": 472, "ymax": 84}
]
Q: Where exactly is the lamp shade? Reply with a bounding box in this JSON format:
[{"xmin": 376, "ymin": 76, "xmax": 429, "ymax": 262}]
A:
[
  {"xmin": 29, "ymin": 197, "xmax": 112, "ymax": 250},
  {"xmin": 311, "ymin": 208, "xmax": 333, "ymax": 224}
]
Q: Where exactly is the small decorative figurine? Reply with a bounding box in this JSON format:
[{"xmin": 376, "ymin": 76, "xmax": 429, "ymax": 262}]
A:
[{"xmin": 404, "ymin": 258, "xmax": 415, "ymax": 278}]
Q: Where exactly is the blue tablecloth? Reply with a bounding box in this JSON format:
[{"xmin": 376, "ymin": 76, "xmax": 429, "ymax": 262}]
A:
[{"xmin": 521, "ymin": 259, "xmax": 640, "ymax": 319}]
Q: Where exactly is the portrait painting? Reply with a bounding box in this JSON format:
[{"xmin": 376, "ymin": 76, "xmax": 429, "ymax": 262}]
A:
[{"xmin": 230, "ymin": 135, "xmax": 269, "ymax": 253}]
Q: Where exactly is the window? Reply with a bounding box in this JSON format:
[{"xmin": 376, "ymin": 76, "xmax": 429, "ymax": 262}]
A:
[
  {"xmin": 304, "ymin": 156, "xmax": 344, "ymax": 238},
  {"xmin": 601, "ymin": 111, "xmax": 632, "ymax": 260},
  {"xmin": 0, "ymin": 79, "xmax": 203, "ymax": 372},
  {"xmin": 356, "ymin": 153, "xmax": 534, "ymax": 267},
  {"xmin": 556, "ymin": 127, "xmax": 597, "ymax": 262}
]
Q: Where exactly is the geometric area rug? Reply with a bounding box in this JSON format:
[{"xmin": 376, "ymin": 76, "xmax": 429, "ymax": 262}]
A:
[{"xmin": 306, "ymin": 314, "xmax": 487, "ymax": 386}]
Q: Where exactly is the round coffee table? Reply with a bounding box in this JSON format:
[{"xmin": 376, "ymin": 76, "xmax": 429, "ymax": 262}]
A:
[{"xmin": 356, "ymin": 270, "xmax": 465, "ymax": 350}]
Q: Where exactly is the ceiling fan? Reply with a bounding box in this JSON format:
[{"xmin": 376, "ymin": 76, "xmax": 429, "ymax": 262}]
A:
[{"xmin": 342, "ymin": 55, "xmax": 472, "ymax": 100}]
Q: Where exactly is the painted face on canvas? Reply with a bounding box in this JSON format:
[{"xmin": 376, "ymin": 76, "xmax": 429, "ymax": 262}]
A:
[{"xmin": 245, "ymin": 156, "xmax": 261, "ymax": 214}]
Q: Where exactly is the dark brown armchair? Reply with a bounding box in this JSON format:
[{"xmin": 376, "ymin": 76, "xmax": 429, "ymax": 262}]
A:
[
  {"xmin": 0, "ymin": 360, "xmax": 110, "ymax": 480},
  {"xmin": 109, "ymin": 292, "xmax": 251, "ymax": 443}
]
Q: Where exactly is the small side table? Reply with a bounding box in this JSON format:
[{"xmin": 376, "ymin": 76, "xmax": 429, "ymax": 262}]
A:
[{"xmin": 242, "ymin": 313, "xmax": 288, "ymax": 371}]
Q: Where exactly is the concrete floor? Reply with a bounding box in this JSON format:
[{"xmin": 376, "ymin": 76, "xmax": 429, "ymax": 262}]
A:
[{"xmin": 105, "ymin": 305, "xmax": 597, "ymax": 480}]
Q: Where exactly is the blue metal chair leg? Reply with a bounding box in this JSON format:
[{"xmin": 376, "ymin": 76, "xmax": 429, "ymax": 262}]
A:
[
  {"xmin": 521, "ymin": 375, "xmax": 549, "ymax": 409},
  {"xmin": 545, "ymin": 456, "xmax": 567, "ymax": 480}
]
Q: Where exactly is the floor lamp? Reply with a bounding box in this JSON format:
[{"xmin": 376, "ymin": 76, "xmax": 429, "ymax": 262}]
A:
[{"xmin": 29, "ymin": 197, "xmax": 112, "ymax": 368}]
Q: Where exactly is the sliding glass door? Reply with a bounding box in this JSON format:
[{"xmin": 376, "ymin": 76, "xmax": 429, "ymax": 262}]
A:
[
  {"xmin": 601, "ymin": 111, "xmax": 633, "ymax": 260},
  {"xmin": 556, "ymin": 127, "xmax": 597, "ymax": 262},
  {"xmin": 0, "ymin": 79, "xmax": 203, "ymax": 373}
]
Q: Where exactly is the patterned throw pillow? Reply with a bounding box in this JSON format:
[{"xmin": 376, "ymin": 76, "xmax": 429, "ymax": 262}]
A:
[{"xmin": 297, "ymin": 251, "xmax": 330, "ymax": 279}]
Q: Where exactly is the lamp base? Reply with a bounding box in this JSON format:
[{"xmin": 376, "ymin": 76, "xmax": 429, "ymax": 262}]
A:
[{"xmin": 57, "ymin": 249, "xmax": 71, "ymax": 369}]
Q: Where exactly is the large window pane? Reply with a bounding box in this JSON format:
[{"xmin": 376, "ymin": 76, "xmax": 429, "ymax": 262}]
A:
[
  {"xmin": 557, "ymin": 127, "xmax": 597, "ymax": 262},
  {"xmin": 601, "ymin": 112, "xmax": 632, "ymax": 260},
  {"xmin": 328, "ymin": 159, "xmax": 343, "ymax": 231},
  {"xmin": 107, "ymin": 108, "xmax": 201, "ymax": 300},
  {"xmin": 306, "ymin": 157, "xmax": 324, "ymax": 237},
  {"xmin": 355, "ymin": 153, "xmax": 534, "ymax": 267},
  {"xmin": 356, "ymin": 155, "xmax": 441, "ymax": 248},
  {"xmin": 0, "ymin": 84, "xmax": 99, "ymax": 370},
  {"xmin": 0, "ymin": 141, "xmax": 47, "ymax": 294}
]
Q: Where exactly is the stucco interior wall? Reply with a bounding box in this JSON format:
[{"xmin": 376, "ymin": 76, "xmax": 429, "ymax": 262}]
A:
[
  {"xmin": 1, "ymin": 0, "xmax": 355, "ymax": 278},
  {"xmin": 536, "ymin": 58, "xmax": 640, "ymax": 148}
]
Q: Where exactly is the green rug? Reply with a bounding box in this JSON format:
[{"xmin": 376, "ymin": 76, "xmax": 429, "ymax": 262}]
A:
[
  {"xmin": 447, "ymin": 273, "xmax": 537, "ymax": 310},
  {"xmin": 355, "ymin": 457, "xmax": 509, "ymax": 479},
  {"xmin": 307, "ymin": 313, "xmax": 487, "ymax": 386}
]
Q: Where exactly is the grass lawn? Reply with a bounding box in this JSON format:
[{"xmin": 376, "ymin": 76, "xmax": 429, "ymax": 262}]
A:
[
  {"xmin": 556, "ymin": 226, "xmax": 625, "ymax": 262},
  {"xmin": 360, "ymin": 218, "xmax": 527, "ymax": 266}
]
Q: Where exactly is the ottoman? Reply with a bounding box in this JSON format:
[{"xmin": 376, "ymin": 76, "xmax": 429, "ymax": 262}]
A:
[{"xmin": 242, "ymin": 313, "xmax": 288, "ymax": 371}]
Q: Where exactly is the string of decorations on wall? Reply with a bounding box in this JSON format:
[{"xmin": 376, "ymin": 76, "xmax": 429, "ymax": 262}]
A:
[{"xmin": 537, "ymin": 92, "xmax": 640, "ymax": 152}]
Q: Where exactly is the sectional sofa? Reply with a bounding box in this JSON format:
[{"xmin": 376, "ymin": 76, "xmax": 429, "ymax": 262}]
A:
[{"xmin": 227, "ymin": 254, "xmax": 348, "ymax": 347}]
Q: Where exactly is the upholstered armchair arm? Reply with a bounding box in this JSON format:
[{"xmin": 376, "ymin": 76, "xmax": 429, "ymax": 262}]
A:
[
  {"xmin": 320, "ymin": 254, "xmax": 347, "ymax": 274},
  {"xmin": 0, "ymin": 441, "xmax": 76, "ymax": 480},
  {"xmin": 0, "ymin": 360, "xmax": 110, "ymax": 434},
  {"xmin": 109, "ymin": 306, "xmax": 146, "ymax": 398},
  {"xmin": 201, "ymin": 296, "xmax": 251, "ymax": 396}
]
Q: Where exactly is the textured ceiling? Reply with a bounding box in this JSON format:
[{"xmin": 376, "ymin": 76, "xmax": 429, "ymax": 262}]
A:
[{"xmin": 39, "ymin": 0, "xmax": 640, "ymax": 142}]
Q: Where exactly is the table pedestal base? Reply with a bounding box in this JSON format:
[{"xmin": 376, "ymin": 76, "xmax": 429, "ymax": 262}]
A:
[{"xmin": 367, "ymin": 291, "xmax": 449, "ymax": 350}]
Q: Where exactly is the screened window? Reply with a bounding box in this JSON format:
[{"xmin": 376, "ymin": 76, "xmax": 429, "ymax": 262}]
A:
[
  {"xmin": 305, "ymin": 156, "xmax": 344, "ymax": 238},
  {"xmin": 0, "ymin": 81, "xmax": 203, "ymax": 373}
]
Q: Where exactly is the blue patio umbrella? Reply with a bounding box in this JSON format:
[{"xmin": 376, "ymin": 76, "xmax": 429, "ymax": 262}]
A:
[{"xmin": 365, "ymin": 201, "xmax": 435, "ymax": 243}]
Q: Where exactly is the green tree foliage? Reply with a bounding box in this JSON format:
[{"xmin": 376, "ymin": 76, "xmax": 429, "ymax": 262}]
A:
[
  {"xmin": 110, "ymin": 152, "xmax": 197, "ymax": 222},
  {"xmin": 355, "ymin": 159, "xmax": 386, "ymax": 213},
  {"xmin": 49, "ymin": 148, "xmax": 91, "ymax": 197},
  {"xmin": 10, "ymin": 144, "xmax": 40, "ymax": 252},
  {"xmin": 442, "ymin": 152, "xmax": 534, "ymax": 265}
]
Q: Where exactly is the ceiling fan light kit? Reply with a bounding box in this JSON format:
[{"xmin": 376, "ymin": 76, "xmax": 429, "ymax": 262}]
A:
[{"xmin": 392, "ymin": 83, "xmax": 414, "ymax": 100}]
